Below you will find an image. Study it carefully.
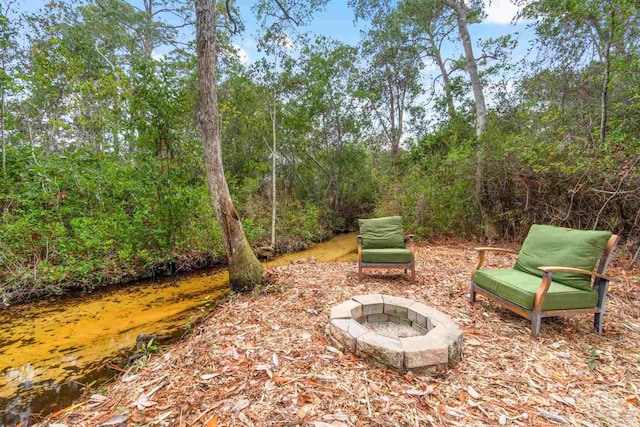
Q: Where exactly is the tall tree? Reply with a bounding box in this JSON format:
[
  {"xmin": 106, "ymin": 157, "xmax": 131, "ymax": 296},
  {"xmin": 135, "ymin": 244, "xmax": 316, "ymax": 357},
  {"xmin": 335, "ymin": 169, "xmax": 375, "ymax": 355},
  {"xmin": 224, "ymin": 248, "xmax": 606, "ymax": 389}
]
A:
[
  {"xmin": 195, "ymin": 0, "xmax": 263, "ymax": 291},
  {"xmin": 399, "ymin": 0, "xmax": 460, "ymax": 120},
  {"xmin": 18, "ymin": 0, "xmax": 149, "ymax": 153},
  {"xmin": 351, "ymin": 0, "xmax": 496, "ymax": 233},
  {"xmin": 136, "ymin": 0, "xmax": 193, "ymax": 56},
  {"xmin": 257, "ymin": 31, "xmax": 292, "ymax": 251},
  {"xmin": 520, "ymin": 0, "xmax": 640, "ymax": 146},
  {"xmin": 0, "ymin": 0, "xmax": 18, "ymax": 173},
  {"xmin": 442, "ymin": 0, "xmax": 498, "ymax": 236},
  {"xmin": 357, "ymin": 10, "xmax": 422, "ymax": 155},
  {"xmin": 269, "ymin": 36, "xmax": 371, "ymax": 219},
  {"xmin": 443, "ymin": 0, "xmax": 487, "ymax": 137}
]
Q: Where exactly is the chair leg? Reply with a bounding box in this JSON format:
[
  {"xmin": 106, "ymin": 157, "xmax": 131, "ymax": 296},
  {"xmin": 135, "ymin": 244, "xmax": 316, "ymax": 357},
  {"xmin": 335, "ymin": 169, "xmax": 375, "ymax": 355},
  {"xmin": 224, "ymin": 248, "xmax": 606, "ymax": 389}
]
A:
[
  {"xmin": 469, "ymin": 280, "xmax": 476, "ymax": 303},
  {"xmin": 594, "ymin": 287, "xmax": 608, "ymax": 334},
  {"xmin": 410, "ymin": 264, "xmax": 415, "ymax": 284},
  {"xmin": 531, "ymin": 314, "xmax": 542, "ymax": 337},
  {"xmin": 594, "ymin": 312, "xmax": 604, "ymax": 334},
  {"xmin": 358, "ymin": 264, "xmax": 362, "ymax": 281}
]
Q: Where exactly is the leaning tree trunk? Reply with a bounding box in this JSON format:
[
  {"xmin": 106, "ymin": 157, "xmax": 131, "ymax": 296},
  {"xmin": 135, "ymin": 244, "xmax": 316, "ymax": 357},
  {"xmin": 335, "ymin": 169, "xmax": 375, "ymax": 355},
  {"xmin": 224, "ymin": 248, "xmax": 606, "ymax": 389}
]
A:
[
  {"xmin": 195, "ymin": 0, "xmax": 263, "ymax": 291},
  {"xmin": 428, "ymin": 31, "xmax": 456, "ymax": 119}
]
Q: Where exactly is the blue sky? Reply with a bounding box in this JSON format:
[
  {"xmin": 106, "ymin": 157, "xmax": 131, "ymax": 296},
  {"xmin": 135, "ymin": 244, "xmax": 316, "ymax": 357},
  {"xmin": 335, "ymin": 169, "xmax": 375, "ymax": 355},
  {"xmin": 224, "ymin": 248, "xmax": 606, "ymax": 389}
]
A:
[
  {"xmin": 16, "ymin": 0, "xmax": 537, "ymax": 110},
  {"xmin": 230, "ymin": 0, "xmax": 536, "ymax": 66},
  {"xmin": 16, "ymin": 0, "xmax": 536, "ymax": 66},
  {"xmin": 225, "ymin": 0, "xmax": 537, "ymax": 113}
]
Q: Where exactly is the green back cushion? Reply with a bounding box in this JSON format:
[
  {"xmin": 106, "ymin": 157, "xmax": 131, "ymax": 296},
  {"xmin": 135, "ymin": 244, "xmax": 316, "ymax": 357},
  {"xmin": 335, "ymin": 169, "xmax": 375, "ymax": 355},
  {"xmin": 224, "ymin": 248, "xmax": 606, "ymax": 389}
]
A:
[
  {"xmin": 514, "ymin": 224, "xmax": 612, "ymax": 290},
  {"xmin": 358, "ymin": 216, "xmax": 406, "ymax": 249}
]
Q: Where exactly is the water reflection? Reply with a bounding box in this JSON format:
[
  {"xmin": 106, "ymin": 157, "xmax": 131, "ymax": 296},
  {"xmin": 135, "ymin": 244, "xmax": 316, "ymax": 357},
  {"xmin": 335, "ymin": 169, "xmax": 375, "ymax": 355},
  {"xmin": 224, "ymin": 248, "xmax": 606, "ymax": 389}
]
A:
[{"xmin": 0, "ymin": 233, "xmax": 357, "ymax": 426}]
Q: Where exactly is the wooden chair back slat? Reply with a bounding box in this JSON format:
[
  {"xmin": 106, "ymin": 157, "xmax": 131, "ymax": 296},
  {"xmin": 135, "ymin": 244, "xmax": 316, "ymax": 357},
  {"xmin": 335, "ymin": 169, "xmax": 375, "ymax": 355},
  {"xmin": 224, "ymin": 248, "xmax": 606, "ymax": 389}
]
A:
[{"xmin": 596, "ymin": 234, "xmax": 620, "ymax": 275}]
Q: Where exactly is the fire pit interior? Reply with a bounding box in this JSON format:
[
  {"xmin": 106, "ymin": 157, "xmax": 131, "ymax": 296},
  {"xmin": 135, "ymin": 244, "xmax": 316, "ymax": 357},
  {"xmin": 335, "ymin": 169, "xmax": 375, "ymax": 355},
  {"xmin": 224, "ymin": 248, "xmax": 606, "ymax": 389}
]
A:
[{"xmin": 327, "ymin": 294, "xmax": 462, "ymax": 374}]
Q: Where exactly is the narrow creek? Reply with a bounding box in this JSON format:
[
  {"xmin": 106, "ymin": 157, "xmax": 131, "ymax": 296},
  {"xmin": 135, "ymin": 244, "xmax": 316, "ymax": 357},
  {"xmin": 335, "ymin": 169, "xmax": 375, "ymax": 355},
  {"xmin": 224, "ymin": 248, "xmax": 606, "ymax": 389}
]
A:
[{"xmin": 0, "ymin": 233, "xmax": 357, "ymax": 426}]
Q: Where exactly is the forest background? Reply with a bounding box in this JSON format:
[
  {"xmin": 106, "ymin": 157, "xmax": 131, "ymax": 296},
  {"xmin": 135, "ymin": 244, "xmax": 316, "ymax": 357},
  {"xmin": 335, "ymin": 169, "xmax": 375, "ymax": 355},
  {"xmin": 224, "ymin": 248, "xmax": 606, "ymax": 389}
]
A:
[{"xmin": 0, "ymin": 0, "xmax": 638, "ymax": 302}]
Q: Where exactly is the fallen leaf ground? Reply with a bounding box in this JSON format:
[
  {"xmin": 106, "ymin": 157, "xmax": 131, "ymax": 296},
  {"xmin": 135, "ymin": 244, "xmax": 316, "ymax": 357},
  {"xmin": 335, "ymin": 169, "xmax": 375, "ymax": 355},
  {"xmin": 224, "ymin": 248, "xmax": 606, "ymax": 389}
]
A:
[{"xmin": 38, "ymin": 243, "xmax": 640, "ymax": 427}]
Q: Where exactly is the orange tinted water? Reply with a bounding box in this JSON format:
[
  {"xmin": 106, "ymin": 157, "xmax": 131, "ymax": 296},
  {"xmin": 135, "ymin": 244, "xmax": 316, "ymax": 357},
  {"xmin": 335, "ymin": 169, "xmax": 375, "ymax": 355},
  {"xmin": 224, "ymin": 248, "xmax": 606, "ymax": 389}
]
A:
[{"xmin": 0, "ymin": 233, "xmax": 356, "ymax": 425}]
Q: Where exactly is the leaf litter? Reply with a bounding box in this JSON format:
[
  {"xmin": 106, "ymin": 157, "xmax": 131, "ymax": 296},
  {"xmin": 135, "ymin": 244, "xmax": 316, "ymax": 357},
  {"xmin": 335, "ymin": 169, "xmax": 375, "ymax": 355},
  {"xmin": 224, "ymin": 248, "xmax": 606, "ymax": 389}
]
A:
[{"xmin": 35, "ymin": 243, "xmax": 640, "ymax": 426}]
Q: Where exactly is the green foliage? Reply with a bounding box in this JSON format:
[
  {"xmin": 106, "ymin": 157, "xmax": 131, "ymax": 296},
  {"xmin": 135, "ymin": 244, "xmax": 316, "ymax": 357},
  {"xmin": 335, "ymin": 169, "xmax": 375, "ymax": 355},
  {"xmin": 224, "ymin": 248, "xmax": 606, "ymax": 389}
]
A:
[
  {"xmin": 136, "ymin": 338, "xmax": 159, "ymax": 355},
  {"xmin": 0, "ymin": 143, "xmax": 338, "ymax": 300},
  {"xmin": 0, "ymin": 146, "xmax": 206, "ymax": 295},
  {"xmin": 580, "ymin": 343, "xmax": 602, "ymax": 372},
  {"xmin": 2, "ymin": 0, "xmax": 639, "ymax": 302},
  {"xmin": 373, "ymin": 118, "xmax": 478, "ymax": 237},
  {"xmin": 479, "ymin": 40, "xmax": 639, "ymax": 235}
]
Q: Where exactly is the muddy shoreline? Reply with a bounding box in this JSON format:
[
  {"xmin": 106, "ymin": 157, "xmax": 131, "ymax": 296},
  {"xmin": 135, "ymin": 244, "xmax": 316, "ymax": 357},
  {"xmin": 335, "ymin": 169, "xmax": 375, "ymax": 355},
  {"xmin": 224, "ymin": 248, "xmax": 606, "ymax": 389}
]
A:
[{"xmin": 0, "ymin": 232, "xmax": 339, "ymax": 307}]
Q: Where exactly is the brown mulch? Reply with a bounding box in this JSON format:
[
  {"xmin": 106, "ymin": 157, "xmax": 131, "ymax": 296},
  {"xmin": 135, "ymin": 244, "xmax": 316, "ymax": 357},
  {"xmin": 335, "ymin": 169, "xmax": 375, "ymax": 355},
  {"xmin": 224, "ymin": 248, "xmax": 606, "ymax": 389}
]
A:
[{"xmin": 37, "ymin": 244, "xmax": 640, "ymax": 427}]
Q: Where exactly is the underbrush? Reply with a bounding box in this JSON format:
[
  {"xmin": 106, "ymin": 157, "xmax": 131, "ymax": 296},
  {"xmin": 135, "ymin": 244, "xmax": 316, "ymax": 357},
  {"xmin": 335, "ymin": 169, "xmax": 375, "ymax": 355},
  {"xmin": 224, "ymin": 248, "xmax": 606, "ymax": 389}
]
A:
[
  {"xmin": 375, "ymin": 118, "xmax": 640, "ymax": 251},
  {"xmin": 0, "ymin": 148, "xmax": 334, "ymax": 303}
]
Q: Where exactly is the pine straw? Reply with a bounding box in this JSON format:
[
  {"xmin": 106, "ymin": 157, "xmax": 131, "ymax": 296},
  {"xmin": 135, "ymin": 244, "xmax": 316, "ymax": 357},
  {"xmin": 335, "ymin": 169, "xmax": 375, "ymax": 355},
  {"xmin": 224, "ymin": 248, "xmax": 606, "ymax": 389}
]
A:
[{"xmin": 38, "ymin": 244, "xmax": 640, "ymax": 427}]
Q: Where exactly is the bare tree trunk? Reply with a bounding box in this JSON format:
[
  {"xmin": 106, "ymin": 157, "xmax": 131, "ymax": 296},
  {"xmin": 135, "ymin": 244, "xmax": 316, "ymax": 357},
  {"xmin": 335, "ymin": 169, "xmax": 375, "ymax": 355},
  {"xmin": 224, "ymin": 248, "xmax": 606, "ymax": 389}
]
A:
[
  {"xmin": 434, "ymin": 51, "xmax": 456, "ymax": 119},
  {"xmin": 599, "ymin": 8, "xmax": 614, "ymax": 146},
  {"xmin": 196, "ymin": 0, "xmax": 263, "ymax": 291},
  {"xmin": 1, "ymin": 89, "xmax": 5, "ymax": 174},
  {"xmin": 445, "ymin": 0, "xmax": 493, "ymax": 236},
  {"xmin": 143, "ymin": 0, "xmax": 155, "ymax": 56},
  {"xmin": 599, "ymin": 51, "xmax": 610, "ymax": 146},
  {"xmin": 94, "ymin": 42, "xmax": 121, "ymax": 155},
  {"xmin": 428, "ymin": 32, "xmax": 456, "ymax": 119},
  {"xmin": 271, "ymin": 85, "xmax": 277, "ymax": 249},
  {"xmin": 386, "ymin": 68, "xmax": 400, "ymax": 155},
  {"xmin": 445, "ymin": 0, "xmax": 486, "ymax": 136},
  {"xmin": 599, "ymin": 57, "xmax": 610, "ymax": 146}
]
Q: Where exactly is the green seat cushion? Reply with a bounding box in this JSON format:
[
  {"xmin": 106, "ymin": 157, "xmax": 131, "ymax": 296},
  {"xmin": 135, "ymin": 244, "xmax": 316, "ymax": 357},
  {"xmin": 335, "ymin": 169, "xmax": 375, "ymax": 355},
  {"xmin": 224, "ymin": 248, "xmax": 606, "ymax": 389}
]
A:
[
  {"xmin": 359, "ymin": 216, "xmax": 406, "ymax": 249},
  {"xmin": 362, "ymin": 248, "xmax": 412, "ymax": 264},
  {"xmin": 514, "ymin": 224, "xmax": 612, "ymax": 290},
  {"xmin": 474, "ymin": 268, "xmax": 598, "ymax": 311}
]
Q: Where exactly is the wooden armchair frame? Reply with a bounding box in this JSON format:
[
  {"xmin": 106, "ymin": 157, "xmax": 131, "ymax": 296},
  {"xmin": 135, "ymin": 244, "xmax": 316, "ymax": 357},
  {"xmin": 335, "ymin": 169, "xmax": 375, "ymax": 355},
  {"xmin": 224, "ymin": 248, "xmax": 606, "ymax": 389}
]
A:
[
  {"xmin": 358, "ymin": 235, "xmax": 416, "ymax": 283},
  {"xmin": 469, "ymin": 235, "xmax": 620, "ymax": 337}
]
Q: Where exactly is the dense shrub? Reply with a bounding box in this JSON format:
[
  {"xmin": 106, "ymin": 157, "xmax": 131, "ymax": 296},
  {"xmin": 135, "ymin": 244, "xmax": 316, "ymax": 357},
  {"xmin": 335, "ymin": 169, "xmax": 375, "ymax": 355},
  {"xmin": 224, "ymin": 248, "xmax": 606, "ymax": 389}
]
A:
[{"xmin": 0, "ymin": 146, "xmax": 338, "ymax": 301}]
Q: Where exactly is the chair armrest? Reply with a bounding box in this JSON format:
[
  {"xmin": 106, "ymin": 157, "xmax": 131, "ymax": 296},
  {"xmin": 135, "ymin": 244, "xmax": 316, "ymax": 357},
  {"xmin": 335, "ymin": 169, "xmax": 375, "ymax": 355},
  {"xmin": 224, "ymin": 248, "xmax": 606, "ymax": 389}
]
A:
[
  {"xmin": 472, "ymin": 247, "xmax": 518, "ymax": 276},
  {"xmin": 538, "ymin": 266, "xmax": 612, "ymax": 282},
  {"xmin": 474, "ymin": 247, "xmax": 518, "ymax": 254},
  {"xmin": 532, "ymin": 267, "xmax": 613, "ymax": 313},
  {"xmin": 405, "ymin": 235, "xmax": 416, "ymax": 261},
  {"xmin": 533, "ymin": 273, "xmax": 553, "ymax": 313}
]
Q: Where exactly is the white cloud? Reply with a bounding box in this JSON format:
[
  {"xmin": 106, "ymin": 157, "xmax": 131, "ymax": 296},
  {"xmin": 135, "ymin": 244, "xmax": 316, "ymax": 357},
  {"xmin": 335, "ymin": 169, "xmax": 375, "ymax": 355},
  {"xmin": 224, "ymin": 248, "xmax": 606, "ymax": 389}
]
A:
[
  {"xmin": 269, "ymin": 33, "xmax": 295, "ymax": 49},
  {"xmin": 483, "ymin": 0, "xmax": 520, "ymax": 24},
  {"xmin": 151, "ymin": 50, "xmax": 167, "ymax": 62},
  {"xmin": 279, "ymin": 35, "xmax": 295, "ymax": 49},
  {"xmin": 233, "ymin": 45, "xmax": 250, "ymax": 64}
]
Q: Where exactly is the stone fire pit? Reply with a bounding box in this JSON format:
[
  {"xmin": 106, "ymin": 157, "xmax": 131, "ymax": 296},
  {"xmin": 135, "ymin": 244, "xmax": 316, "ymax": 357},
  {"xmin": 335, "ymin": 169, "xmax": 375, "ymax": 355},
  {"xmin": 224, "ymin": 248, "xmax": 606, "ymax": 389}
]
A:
[{"xmin": 326, "ymin": 294, "xmax": 462, "ymax": 374}]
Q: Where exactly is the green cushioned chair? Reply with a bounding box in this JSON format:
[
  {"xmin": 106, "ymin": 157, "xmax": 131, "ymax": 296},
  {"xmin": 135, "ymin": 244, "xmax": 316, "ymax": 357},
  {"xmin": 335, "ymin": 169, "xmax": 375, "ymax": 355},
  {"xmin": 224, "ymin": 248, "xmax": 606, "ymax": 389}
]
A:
[
  {"xmin": 357, "ymin": 216, "xmax": 415, "ymax": 283},
  {"xmin": 470, "ymin": 224, "xmax": 619, "ymax": 337}
]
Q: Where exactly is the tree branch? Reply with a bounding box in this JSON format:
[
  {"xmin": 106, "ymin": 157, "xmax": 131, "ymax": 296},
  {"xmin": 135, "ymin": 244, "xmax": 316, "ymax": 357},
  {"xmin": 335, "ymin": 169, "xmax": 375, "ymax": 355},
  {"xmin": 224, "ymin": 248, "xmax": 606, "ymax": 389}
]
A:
[
  {"xmin": 593, "ymin": 153, "xmax": 640, "ymax": 229},
  {"xmin": 274, "ymin": 0, "xmax": 301, "ymax": 26},
  {"xmin": 225, "ymin": 0, "xmax": 238, "ymax": 34}
]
